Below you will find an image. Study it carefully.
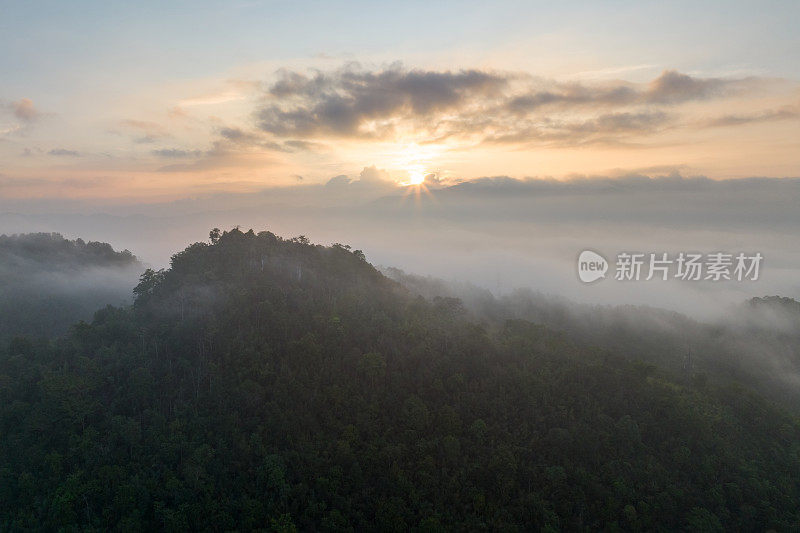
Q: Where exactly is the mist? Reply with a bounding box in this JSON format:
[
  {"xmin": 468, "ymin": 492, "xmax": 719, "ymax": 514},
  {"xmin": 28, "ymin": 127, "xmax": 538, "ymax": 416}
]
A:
[
  {"xmin": 2, "ymin": 173, "xmax": 797, "ymax": 319},
  {"xmin": 4, "ymin": 173, "xmax": 797, "ymax": 404},
  {"xmin": 0, "ymin": 233, "xmax": 142, "ymax": 340},
  {"xmin": 381, "ymin": 265, "xmax": 800, "ymax": 408}
]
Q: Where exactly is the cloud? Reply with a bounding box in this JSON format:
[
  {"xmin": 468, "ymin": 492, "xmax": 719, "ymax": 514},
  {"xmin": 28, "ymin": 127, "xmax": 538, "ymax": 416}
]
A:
[
  {"xmin": 121, "ymin": 119, "xmax": 171, "ymax": 143},
  {"xmin": 423, "ymin": 173, "xmax": 442, "ymax": 187},
  {"xmin": 644, "ymin": 70, "xmax": 731, "ymax": 103},
  {"xmin": 700, "ymin": 106, "xmax": 798, "ymax": 128},
  {"xmin": 506, "ymin": 70, "xmax": 747, "ymax": 112},
  {"xmin": 482, "ymin": 111, "xmax": 670, "ymax": 146},
  {"xmin": 423, "ymin": 173, "xmax": 800, "ymax": 208},
  {"xmin": 325, "ymin": 174, "xmax": 352, "ymax": 187},
  {"xmin": 178, "ymin": 89, "xmax": 245, "ymax": 107},
  {"xmin": 154, "ymin": 141, "xmax": 273, "ymax": 172},
  {"xmin": 257, "ymin": 65, "xmax": 509, "ymax": 138},
  {"xmin": 504, "ymin": 84, "xmax": 638, "ymax": 113},
  {"xmin": 252, "ymin": 65, "xmax": 764, "ymax": 147},
  {"xmin": 0, "ymin": 98, "xmax": 45, "ymax": 136},
  {"xmin": 219, "ymin": 127, "xmax": 261, "ymax": 144},
  {"xmin": 0, "ymin": 174, "xmax": 109, "ymax": 190},
  {"xmin": 324, "ymin": 166, "xmax": 395, "ymax": 190},
  {"xmin": 153, "ymin": 125, "xmax": 286, "ymax": 172},
  {"xmin": 177, "ymin": 80, "xmax": 257, "ymax": 107},
  {"xmin": 10, "ymin": 98, "xmax": 40, "ymax": 121},
  {"xmin": 216, "ymin": 126, "xmax": 325, "ymax": 153},
  {"xmin": 48, "ymin": 148, "xmax": 81, "ymax": 157},
  {"xmin": 283, "ymin": 139, "xmax": 323, "ymax": 151},
  {"xmin": 357, "ymin": 165, "xmax": 393, "ymax": 183},
  {"xmin": 151, "ymin": 148, "xmax": 203, "ymax": 158},
  {"xmin": 0, "ymin": 124, "xmax": 23, "ymax": 136},
  {"xmin": 3, "ymin": 171, "xmax": 799, "ymax": 325},
  {"xmin": 114, "ymin": 65, "xmax": 783, "ymax": 177}
]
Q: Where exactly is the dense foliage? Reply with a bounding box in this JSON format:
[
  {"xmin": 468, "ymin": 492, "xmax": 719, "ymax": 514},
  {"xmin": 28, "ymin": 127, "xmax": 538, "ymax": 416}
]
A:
[
  {"xmin": 0, "ymin": 233, "xmax": 141, "ymax": 343},
  {"xmin": 2, "ymin": 228, "xmax": 800, "ymax": 531},
  {"xmin": 383, "ymin": 268, "xmax": 800, "ymax": 410}
]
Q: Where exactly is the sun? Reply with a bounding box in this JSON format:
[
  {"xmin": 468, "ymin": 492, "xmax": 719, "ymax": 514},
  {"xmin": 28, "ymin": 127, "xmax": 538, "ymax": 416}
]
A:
[
  {"xmin": 382, "ymin": 143, "xmax": 443, "ymax": 186},
  {"xmin": 407, "ymin": 170, "xmax": 426, "ymax": 186},
  {"xmin": 399, "ymin": 166, "xmax": 437, "ymax": 206}
]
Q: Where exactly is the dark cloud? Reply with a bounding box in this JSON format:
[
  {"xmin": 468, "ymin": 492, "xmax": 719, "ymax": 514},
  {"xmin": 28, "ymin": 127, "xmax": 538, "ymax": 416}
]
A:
[
  {"xmin": 219, "ymin": 127, "xmax": 261, "ymax": 144},
  {"xmin": 503, "ymin": 70, "xmax": 744, "ymax": 113},
  {"xmin": 151, "ymin": 148, "xmax": 203, "ymax": 158},
  {"xmin": 48, "ymin": 148, "xmax": 80, "ymax": 157},
  {"xmin": 505, "ymin": 84, "xmax": 638, "ymax": 113},
  {"xmin": 258, "ymin": 65, "xmax": 508, "ymax": 138},
  {"xmin": 253, "ymin": 65, "xmax": 760, "ymax": 147},
  {"xmin": 644, "ymin": 70, "xmax": 729, "ymax": 104}
]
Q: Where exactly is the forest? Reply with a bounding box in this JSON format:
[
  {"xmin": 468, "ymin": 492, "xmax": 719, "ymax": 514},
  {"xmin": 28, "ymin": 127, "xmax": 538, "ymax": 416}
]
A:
[
  {"xmin": 0, "ymin": 233, "xmax": 141, "ymax": 344},
  {"xmin": 1, "ymin": 228, "xmax": 800, "ymax": 531},
  {"xmin": 383, "ymin": 268, "xmax": 800, "ymax": 410}
]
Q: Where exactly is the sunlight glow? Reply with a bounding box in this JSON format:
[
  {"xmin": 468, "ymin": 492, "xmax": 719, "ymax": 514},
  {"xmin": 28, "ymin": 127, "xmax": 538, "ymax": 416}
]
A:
[{"xmin": 407, "ymin": 169, "xmax": 426, "ymax": 186}]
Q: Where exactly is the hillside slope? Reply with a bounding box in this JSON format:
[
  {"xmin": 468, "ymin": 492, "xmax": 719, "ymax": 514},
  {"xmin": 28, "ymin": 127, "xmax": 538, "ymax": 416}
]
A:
[
  {"xmin": 382, "ymin": 268, "xmax": 800, "ymax": 409},
  {"xmin": 2, "ymin": 228, "xmax": 799, "ymax": 531}
]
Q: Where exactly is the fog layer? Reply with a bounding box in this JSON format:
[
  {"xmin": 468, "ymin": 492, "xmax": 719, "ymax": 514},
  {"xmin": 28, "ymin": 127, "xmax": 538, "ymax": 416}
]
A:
[{"xmin": 1, "ymin": 173, "xmax": 798, "ymax": 317}]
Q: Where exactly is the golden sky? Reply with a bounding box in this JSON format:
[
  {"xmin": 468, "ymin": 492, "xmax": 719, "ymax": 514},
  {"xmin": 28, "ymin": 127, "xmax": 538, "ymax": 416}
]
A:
[{"xmin": 1, "ymin": 2, "xmax": 799, "ymax": 203}]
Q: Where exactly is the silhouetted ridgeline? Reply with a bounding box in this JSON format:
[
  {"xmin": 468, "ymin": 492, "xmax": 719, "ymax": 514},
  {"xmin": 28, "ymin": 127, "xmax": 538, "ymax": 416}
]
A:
[
  {"xmin": 1, "ymin": 228, "xmax": 800, "ymax": 530},
  {"xmin": 0, "ymin": 232, "xmax": 137, "ymax": 269},
  {"xmin": 0, "ymin": 233, "xmax": 141, "ymax": 342}
]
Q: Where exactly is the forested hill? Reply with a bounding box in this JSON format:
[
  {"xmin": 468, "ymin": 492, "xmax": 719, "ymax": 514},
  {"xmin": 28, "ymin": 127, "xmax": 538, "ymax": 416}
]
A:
[
  {"xmin": 2, "ymin": 228, "xmax": 800, "ymax": 530},
  {"xmin": 0, "ymin": 233, "xmax": 137, "ymax": 270},
  {"xmin": 382, "ymin": 268, "xmax": 800, "ymax": 409},
  {"xmin": 0, "ymin": 233, "xmax": 141, "ymax": 342}
]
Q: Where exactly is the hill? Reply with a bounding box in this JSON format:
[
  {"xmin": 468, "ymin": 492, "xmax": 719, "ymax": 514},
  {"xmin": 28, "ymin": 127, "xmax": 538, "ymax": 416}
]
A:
[
  {"xmin": 0, "ymin": 233, "xmax": 142, "ymax": 342},
  {"xmin": 382, "ymin": 267, "xmax": 800, "ymax": 409},
  {"xmin": 2, "ymin": 228, "xmax": 800, "ymax": 530}
]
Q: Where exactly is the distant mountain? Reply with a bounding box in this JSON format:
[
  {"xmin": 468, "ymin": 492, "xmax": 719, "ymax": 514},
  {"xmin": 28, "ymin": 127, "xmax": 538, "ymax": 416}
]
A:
[
  {"xmin": 0, "ymin": 232, "xmax": 142, "ymax": 341},
  {"xmin": 2, "ymin": 228, "xmax": 799, "ymax": 530},
  {"xmin": 747, "ymin": 295, "xmax": 800, "ymax": 318}
]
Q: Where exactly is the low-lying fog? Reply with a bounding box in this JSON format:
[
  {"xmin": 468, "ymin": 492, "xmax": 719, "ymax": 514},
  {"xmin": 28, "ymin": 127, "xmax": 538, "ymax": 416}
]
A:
[{"xmin": 2, "ymin": 173, "xmax": 798, "ymax": 319}]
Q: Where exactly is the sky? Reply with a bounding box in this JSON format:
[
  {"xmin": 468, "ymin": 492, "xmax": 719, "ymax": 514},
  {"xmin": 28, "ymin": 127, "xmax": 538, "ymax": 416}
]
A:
[
  {"xmin": 1, "ymin": 0, "xmax": 799, "ymax": 202},
  {"xmin": 1, "ymin": 1, "xmax": 799, "ymax": 313}
]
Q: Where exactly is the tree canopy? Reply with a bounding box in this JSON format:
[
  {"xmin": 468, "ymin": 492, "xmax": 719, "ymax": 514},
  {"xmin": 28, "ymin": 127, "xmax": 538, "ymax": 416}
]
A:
[
  {"xmin": 0, "ymin": 233, "xmax": 141, "ymax": 343},
  {"xmin": 1, "ymin": 228, "xmax": 799, "ymax": 531}
]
